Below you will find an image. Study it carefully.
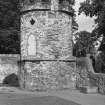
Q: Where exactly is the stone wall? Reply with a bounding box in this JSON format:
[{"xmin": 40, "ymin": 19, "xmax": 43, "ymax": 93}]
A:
[
  {"xmin": 20, "ymin": 2, "xmax": 75, "ymax": 90},
  {"xmin": 21, "ymin": 10, "xmax": 73, "ymax": 60},
  {"xmin": 76, "ymin": 57, "xmax": 90, "ymax": 88},
  {"xmin": 19, "ymin": 61, "xmax": 76, "ymax": 91},
  {"xmin": 89, "ymin": 72, "xmax": 105, "ymax": 94},
  {"xmin": 0, "ymin": 54, "xmax": 20, "ymax": 84},
  {"xmin": 76, "ymin": 56, "xmax": 105, "ymax": 94},
  {"xmin": 76, "ymin": 55, "xmax": 97, "ymax": 89}
]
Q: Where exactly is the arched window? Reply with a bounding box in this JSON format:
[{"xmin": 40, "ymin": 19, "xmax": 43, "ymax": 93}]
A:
[{"xmin": 28, "ymin": 35, "xmax": 37, "ymax": 56}]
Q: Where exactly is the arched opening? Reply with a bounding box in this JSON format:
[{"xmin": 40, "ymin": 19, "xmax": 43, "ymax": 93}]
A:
[
  {"xmin": 3, "ymin": 73, "xmax": 19, "ymax": 87},
  {"xmin": 28, "ymin": 34, "xmax": 37, "ymax": 56}
]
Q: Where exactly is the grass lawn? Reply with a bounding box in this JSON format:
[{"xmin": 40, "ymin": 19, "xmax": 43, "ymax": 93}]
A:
[{"xmin": 0, "ymin": 94, "xmax": 81, "ymax": 105}]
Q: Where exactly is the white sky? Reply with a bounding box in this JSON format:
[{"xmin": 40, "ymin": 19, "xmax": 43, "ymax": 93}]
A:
[{"xmin": 73, "ymin": 0, "xmax": 96, "ymax": 32}]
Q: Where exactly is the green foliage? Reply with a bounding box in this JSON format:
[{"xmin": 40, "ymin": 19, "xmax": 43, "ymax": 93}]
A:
[
  {"xmin": 73, "ymin": 31, "xmax": 94, "ymax": 57},
  {"xmin": 0, "ymin": 0, "xmax": 20, "ymax": 29},
  {"xmin": 0, "ymin": 0, "xmax": 20, "ymax": 54},
  {"xmin": 79, "ymin": 0, "xmax": 105, "ymax": 52},
  {"xmin": 0, "ymin": 28, "xmax": 20, "ymax": 54},
  {"xmin": 94, "ymin": 51, "xmax": 105, "ymax": 73}
]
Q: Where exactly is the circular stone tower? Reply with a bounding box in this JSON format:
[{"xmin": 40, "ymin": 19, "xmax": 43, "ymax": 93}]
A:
[{"xmin": 20, "ymin": 0, "xmax": 76, "ymax": 91}]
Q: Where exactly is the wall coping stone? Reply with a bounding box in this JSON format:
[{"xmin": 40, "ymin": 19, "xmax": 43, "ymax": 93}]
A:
[{"xmin": 0, "ymin": 54, "xmax": 20, "ymax": 61}]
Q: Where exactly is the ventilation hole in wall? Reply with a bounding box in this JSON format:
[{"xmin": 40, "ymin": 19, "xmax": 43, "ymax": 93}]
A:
[{"xmin": 30, "ymin": 18, "xmax": 35, "ymax": 25}]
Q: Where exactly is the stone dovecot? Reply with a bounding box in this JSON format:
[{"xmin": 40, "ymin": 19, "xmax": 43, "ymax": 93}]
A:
[{"xmin": 19, "ymin": 0, "xmax": 76, "ymax": 91}]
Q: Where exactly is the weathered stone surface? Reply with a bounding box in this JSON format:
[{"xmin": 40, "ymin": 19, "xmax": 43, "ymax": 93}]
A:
[
  {"xmin": 76, "ymin": 56, "xmax": 105, "ymax": 94},
  {"xmin": 21, "ymin": 0, "xmax": 51, "ymax": 11},
  {"xmin": 21, "ymin": 11, "xmax": 73, "ymax": 60},
  {"xmin": 19, "ymin": 61, "xmax": 76, "ymax": 90},
  {"xmin": 76, "ymin": 57, "xmax": 91, "ymax": 88},
  {"xmin": 20, "ymin": 1, "xmax": 75, "ymax": 90},
  {"xmin": 80, "ymin": 86, "xmax": 98, "ymax": 94},
  {"xmin": 89, "ymin": 72, "xmax": 105, "ymax": 94}
]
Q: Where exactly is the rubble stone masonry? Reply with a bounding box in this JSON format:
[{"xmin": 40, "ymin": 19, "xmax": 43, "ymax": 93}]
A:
[{"xmin": 20, "ymin": 0, "xmax": 76, "ymax": 91}]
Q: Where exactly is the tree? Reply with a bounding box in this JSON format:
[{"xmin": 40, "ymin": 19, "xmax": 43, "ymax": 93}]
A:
[
  {"xmin": 0, "ymin": 28, "xmax": 20, "ymax": 54},
  {"xmin": 79, "ymin": 0, "xmax": 105, "ymax": 52},
  {"xmin": 78, "ymin": 0, "xmax": 105, "ymax": 73},
  {"xmin": 0, "ymin": 0, "xmax": 20, "ymax": 54},
  {"xmin": 73, "ymin": 31, "xmax": 94, "ymax": 57}
]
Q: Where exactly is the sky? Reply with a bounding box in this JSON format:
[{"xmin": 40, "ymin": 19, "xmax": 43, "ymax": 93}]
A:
[{"xmin": 73, "ymin": 0, "xmax": 96, "ymax": 32}]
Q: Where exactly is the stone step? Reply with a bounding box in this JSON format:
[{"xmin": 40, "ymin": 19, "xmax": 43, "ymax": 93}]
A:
[{"xmin": 80, "ymin": 86, "xmax": 98, "ymax": 94}]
